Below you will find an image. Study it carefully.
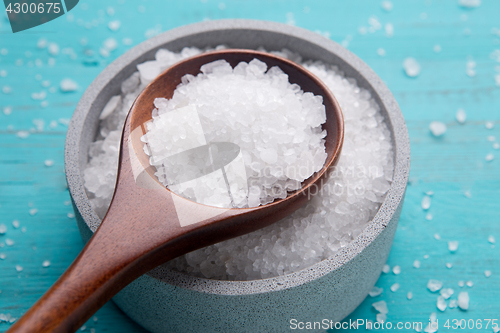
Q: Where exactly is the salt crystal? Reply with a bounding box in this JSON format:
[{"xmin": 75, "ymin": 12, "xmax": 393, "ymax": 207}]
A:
[
  {"xmin": 459, "ymin": 0, "xmax": 481, "ymax": 8},
  {"xmin": 464, "ymin": 190, "xmax": 471, "ymax": 198},
  {"xmin": 6, "ymin": 239, "xmax": 14, "ymax": 246},
  {"xmin": 37, "ymin": 38, "xmax": 47, "ymax": 49},
  {"xmin": 494, "ymin": 326, "xmax": 500, "ymax": 333},
  {"xmin": 429, "ymin": 121, "xmax": 446, "ymax": 137},
  {"xmin": 17, "ymin": 131, "xmax": 30, "ymax": 139},
  {"xmin": 392, "ymin": 265, "xmax": 401, "ymax": 275},
  {"xmin": 385, "ymin": 23, "xmax": 394, "ymax": 37},
  {"xmin": 100, "ymin": 95, "xmax": 121, "ymax": 120},
  {"xmin": 413, "ymin": 260, "xmax": 421, "ymax": 268},
  {"xmin": 0, "ymin": 253, "xmax": 5, "ymax": 259},
  {"xmin": 377, "ymin": 48, "xmax": 386, "ymax": 57},
  {"xmin": 440, "ymin": 288, "xmax": 454, "ymax": 299},
  {"xmin": 0, "ymin": 224, "xmax": 6, "ymax": 234},
  {"xmin": 446, "ymin": 263, "xmax": 453, "ymax": 268},
  {"xmin": 484, "ymin": 270, "xmax": 492, "ymax": 277},
  {"xmin": 488, "ymin": 136, "xmax": 496, "ymax": 142},
  {"xmin": 485, "ymin": 153, "xmax": 494, "ymax": 161},
  {"xmin": 425, "ymin": 213, "xmax": 433, "ymax": 221},
  {"xmin": 485, "ymin": 121, "xmax": 494, "ymax": 129},
  {"xmin": 3, "ymin": 85, "xmax": 12, "ymax": 94},
  {"xmin": 44, "ymin": 160, "xmax": 54, "ymax": 167},
  {"xmin": 12, "ymin": 220, "xmax": 19, "ymax": 229},
  {"xmin": 15, "ymin": 265, "xmax": 23, "ymax": 272},
  {"xmin": 48, "ymin": 43, "xmax": 59, "ymax": 56},
  {"xmin": 488, "ymin": 235, "xmax": 495, "ymax": 244},
  {"xmin": 434, "ymin": 233, "xmax": 441, "ymax": 240},
  {"xmin": 437, "ymin": 296, "xmax": 447, "ymax": 311},
  {"xmin": 423, "ymin": 254, "xmax": 429, "ymax": 259},
  {"xmin": 427, "ymin": 279, "xmax": 443, "ymax": 292},
  {"xmin": 448, "ymin": 241, "xmax": 459, "ymax": 252},
  {"xmin": 493, "ymin": 143, "xmax": 499, "ymax": 149},
  {"xmin": 390, "ymin": 283, "xmax": 400, "ymax": 292},
  {"xmin": 60, "ymin": 79, "xmax": 78, "ymax": 92},
  {"xmin": 421, "ymin": 196, "xmax": 431, "ymax": 210},
  {"xmin": 381, "ymin": 1, "xmax": 393, "ymax": 11},
  {"xmin": 376, "ymin": 313, "xmax": 386, "ymax": 323},
  {"xmin": 67, "ymin": 213, "xmax": 75, "ymax": 219},
  {"xmin": 456, "ymin": 109, "xmax": 466, "ymax": 123},
  {"xmin": 407, "ymin": 291, "xmax": 413, "ymax": 300},
  {"xmin": 0, "ymin": 48, "xmax": 7, "ymax": 55},
  {"xmin": 29, "ymin": 208, "xmax": 38, "ymax": 216},
  {"xmin": 42, "ymin": 260, "xmax": 50, "ymax": 267},
  {"xmin": 372, "ymin": 300, "xmax": 388, "ymax": 314},
  {"xmin": 382, "ymin": 264, "xmax": 390, "ymax": 273},
  {"xmin": 403, "ymin": 57, "xmax": 420, "ymax": 77},
  {"xmin": 0, "ymin": 69, "xmax": 7, "ymax": 77},
  {"xmin": 433, "ymin": 45, "xmax": 442, "ymax": 53},
  {"xmin": 108, "ymin": 20, "xmax": 121, "ymax": 31},
  {"xmin": 103, "ymin": 38, "xmax": 118, "ymax": 51},
  {"xmin": 449, "ymin": 299, "xmax": 457, "ymax": 308},
  {"xmin": 458, "ymin": 280, "xmax": 464, "ymax": 287},
  {"xmin": 457, "ymin": 291, "xmax": 469, "ymax": 310},
  {"xmin": 3, "ymin": 106, "xmax": 12, "ymax": 115},
  {"xmin": 369, "ymin": 286, "xmax": 383, "ymax": 297},
  {"xmin": 107, "ymin": 6, "xmax": 115, "ymax": 15},
  {"xmin": 466, "ymin": 280, "xmax": 473, "ymax": 287}
]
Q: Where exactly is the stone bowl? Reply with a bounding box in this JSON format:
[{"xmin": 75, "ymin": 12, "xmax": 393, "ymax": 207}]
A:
[{"xmin": 65, "ymin": 19, "xmax": 410, "ymax": 333}]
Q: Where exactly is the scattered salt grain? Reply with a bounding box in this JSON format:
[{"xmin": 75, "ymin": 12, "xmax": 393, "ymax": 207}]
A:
[
  {"xmin": 448, "ymin": 240, "xmax": 459, "ymax": 252},
  {"xmin": 0, "ymin": 69, "xmax": 7, "ymax": 77},
  {"xmin": 392, "ymin": 265, "xmax": 401, "ymax": 275},
  {"xmin": 42, "ymin": 260, "xmax": 50, "ymax": 267},
  {"xmin": 3, "ymin": 85, "xmax": 12, "ymax": 94},
  {"xmin": 458, "ymin": 280, "xmax": 465, "ymax": 287},
  {"xmin": 12, "ymin": 220, "xmax": 19, "ymax": 229},
  {"xmin": 456, "ymin": 109, "xmax": 466, "ymax": 123},
  {"xmin": 376, "ymin": 313, "xmax": 386, "ymax": 324},
  {"xmin": 381, "ymin": 1, "xmax": 393, "ymax": 11},
  {"xmin": 485, "ymin": 153, "xmax": 494, "ymax": 161},
  {"xmin": 466, "ymin": 59, "xmax": 476, "ymax": 77},
  {"xmin": 100, "ymin": 95, "xmax": 121, "ymax": 120},
  {"xmin": 427, "ymin": 279, "xmax": 443, "ymax": 292},
  {"xmin": 407, "ymin": 291, "xmax": 413, "ymax": 300},
  {"xmin": 60, "ymin": 78, "xmax": 78, "ymax": 92},
  {"xmin": 48, "ymin": 43, "xmax": 59, "ymax": 56},
  {"xmin": 457, "ymin": 291, "xmax": 469, "ymax": 310},
  {"xmin": 440, "ymin": 288, "xmax": 454, "ymax": 299},
  {"xmin": 466, "ymin": 280, "xmax": 473, "ymax": 287},
  {"xmin": 0, "ymin": 224, "xmax": 6, "ymax": 234},
  {"xmin": 390, "ymin": 283, "xmax": 400, "ymax": 292},
  {"xmin": 0, "ymin": 253, "xmax": 5, "ymax": 260},
  {"xmin": 488, "ymin": 136, "xmax": 496, "ymax": 142},
  {"xmin": 0, "ymin": 48, "xmax": 7, "ymax": 55},
  {"xmin": 458, "ymin": 0, "xmax": 481, "ymax": 8},
  {"xmin": 17, "ymin": 131, "xmax": 30, "ymax": 139},
  {"xmin": 485, "ymin": 121, "xmax": 494, "ymax": 129},
  {"xmin": 413, "ymin": 260, "xmax": 421, "ymax": 268},
  {"xmin": 108, "ymin": 20, "xmax": 121, "ymax": 31},
  {"xmin": 382, "ymin": 264, "xmax": 391, "ymax": 273},
  {"xmin": 464, "ymin": 189, "xmax": 471, "ymax": 198},
  {"xmin": 446, "ymin": 263, "xmax": 453, "ymax": 268},
  {"xmin": 403, "ymin": 57, "xmax": 420, "ymax": 77},
  {"xmin": 29, "ymin": 208, "xmax": 38, "ymax": 216},
  {"xmin": 433, "ymin": 44, "xmax": 442, "ymax": 53},
  {"xmin": 369, "ymin": 286, "xmax": 383, "ymax": 297},
  {"xmin": 44, "ymin": 160, "xmax": 54, "ymax": 167},
  {"xmin": 67, "ymin": 213, "xmax": 75, "ymax": 219},
  {"xmin": 429, "ymin": 121, "xmax": 447, "ymax": 137},
  {"xmin": 425, "ymin": 213, "xmax": 433, "ymax": 221},
  {"xmin": 421, "ymin": 196, "xmax": 431, "ymax": 210},
  {"xmin": 437, "ymin": 296, "xmax": 447, "ymax": 311},
  {"xmin": 372, "ymin": 300, "xmax": 388, "ymax": 314},
  {"xmin": 3, "ymin": 106, "xmax": 12, "ymax": 115},
  {"xmin": 424, "ymin": 254, "xmax": 429, "ymax": 259},
  {"xmin": 449, "ymin": 299, "xmax": 457, "ymax": 308},
  {"xmin": 37, "ymin": 38, "xmax": 47, "ymax": 49},
  {"xmin": 377, "ymin": 48, "xmax": 386, "ymax": 57},
  {"xmin": 5, "ymin": 239, "xmax": 14, "ymax": 246},
  {"xmin": 434, "ymin": 233, "xmax": 441, "ymax": 240},
  {"xmin": 493, "ymin": 143, "xmax": 499, "ymax": 149},
  {"xmin": 484, "ymin": 270, "xmax": 492, "ymax": 278},
  {"xmin": 15, "ymin": 265, "xmax": 23, "ymax": 272},
  {"xmin": 488, "ymin": 235, "xmax": 495, "ymax": 244}
]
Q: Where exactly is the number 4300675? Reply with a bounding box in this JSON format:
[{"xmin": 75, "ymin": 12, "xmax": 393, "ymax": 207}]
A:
[{"xmin": 5, "ymin": 2, "xmax": 61, "ymax": 14}]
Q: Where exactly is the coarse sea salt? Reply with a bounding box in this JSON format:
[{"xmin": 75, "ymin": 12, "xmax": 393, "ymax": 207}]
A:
[
  {"xmin": 429, "ymin": 121, "xmax": 446, "ymax": 137},
  {"xmin": 369, "ymin": 286, "xmax": 383, "ymax": 297},
  {"xmin": 427, "ymin": 279, "xmax": 443, "ymax": 292},
  {"xmin": 403, "ymin": 57, "xmax": 420, "ymax": 77},
  {"xmin": 457, "ymin": 291, "xmax": 469, "ymax": 310},
  {"xmin": 448, "ymin": 240, "xmax": 459, "ymax": 252},
  {"xmin": 83, "ymin": 46, "xmax": 394, "ymax": 280},
  {"xmin": 142, "ymin": 58, "xmax": 327, "ymax": 208},
  {"xmin": 456, "ymin": 109, "xmax": 466, "ymax": 123},
  {"xmin": 413, "ymin": 259, "xmax": 421, "ymax": 268}
]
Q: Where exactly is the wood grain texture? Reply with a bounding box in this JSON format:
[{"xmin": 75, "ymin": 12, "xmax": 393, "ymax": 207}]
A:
[{"xmin": 0, "ymin": 0, "xmax": 499, "ymax": 332}]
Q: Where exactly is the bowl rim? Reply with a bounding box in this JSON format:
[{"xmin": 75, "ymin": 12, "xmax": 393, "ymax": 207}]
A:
[{"xmin": 65, "ymin": 19, "xmax": 410, "ymax": 296}]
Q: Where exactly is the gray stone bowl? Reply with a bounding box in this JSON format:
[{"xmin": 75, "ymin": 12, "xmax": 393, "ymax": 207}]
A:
[{"xmin": 65, "ymin": 19, "xmax": 410, "ymax": 333}]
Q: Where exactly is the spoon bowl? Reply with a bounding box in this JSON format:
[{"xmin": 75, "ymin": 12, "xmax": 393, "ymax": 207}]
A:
[{"xmin": 8, "ymin": 49, "xmax": 344, "ymax": 333}]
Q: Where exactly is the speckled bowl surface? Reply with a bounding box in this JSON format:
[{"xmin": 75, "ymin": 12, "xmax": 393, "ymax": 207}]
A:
[{"xmin": 65, "ymin": 19, "xmax": 410, "ymax": 333}]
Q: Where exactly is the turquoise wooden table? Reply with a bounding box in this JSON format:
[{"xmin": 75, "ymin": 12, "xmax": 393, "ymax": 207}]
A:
[{"xmin": 1, "ymin": 0, "xmax": 499, "ymax": 332}]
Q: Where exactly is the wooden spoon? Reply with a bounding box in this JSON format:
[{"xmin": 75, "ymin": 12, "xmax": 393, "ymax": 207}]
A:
[{"xmin": 8, "ymin": 49, "xmax": 344, "ymax": 333}]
